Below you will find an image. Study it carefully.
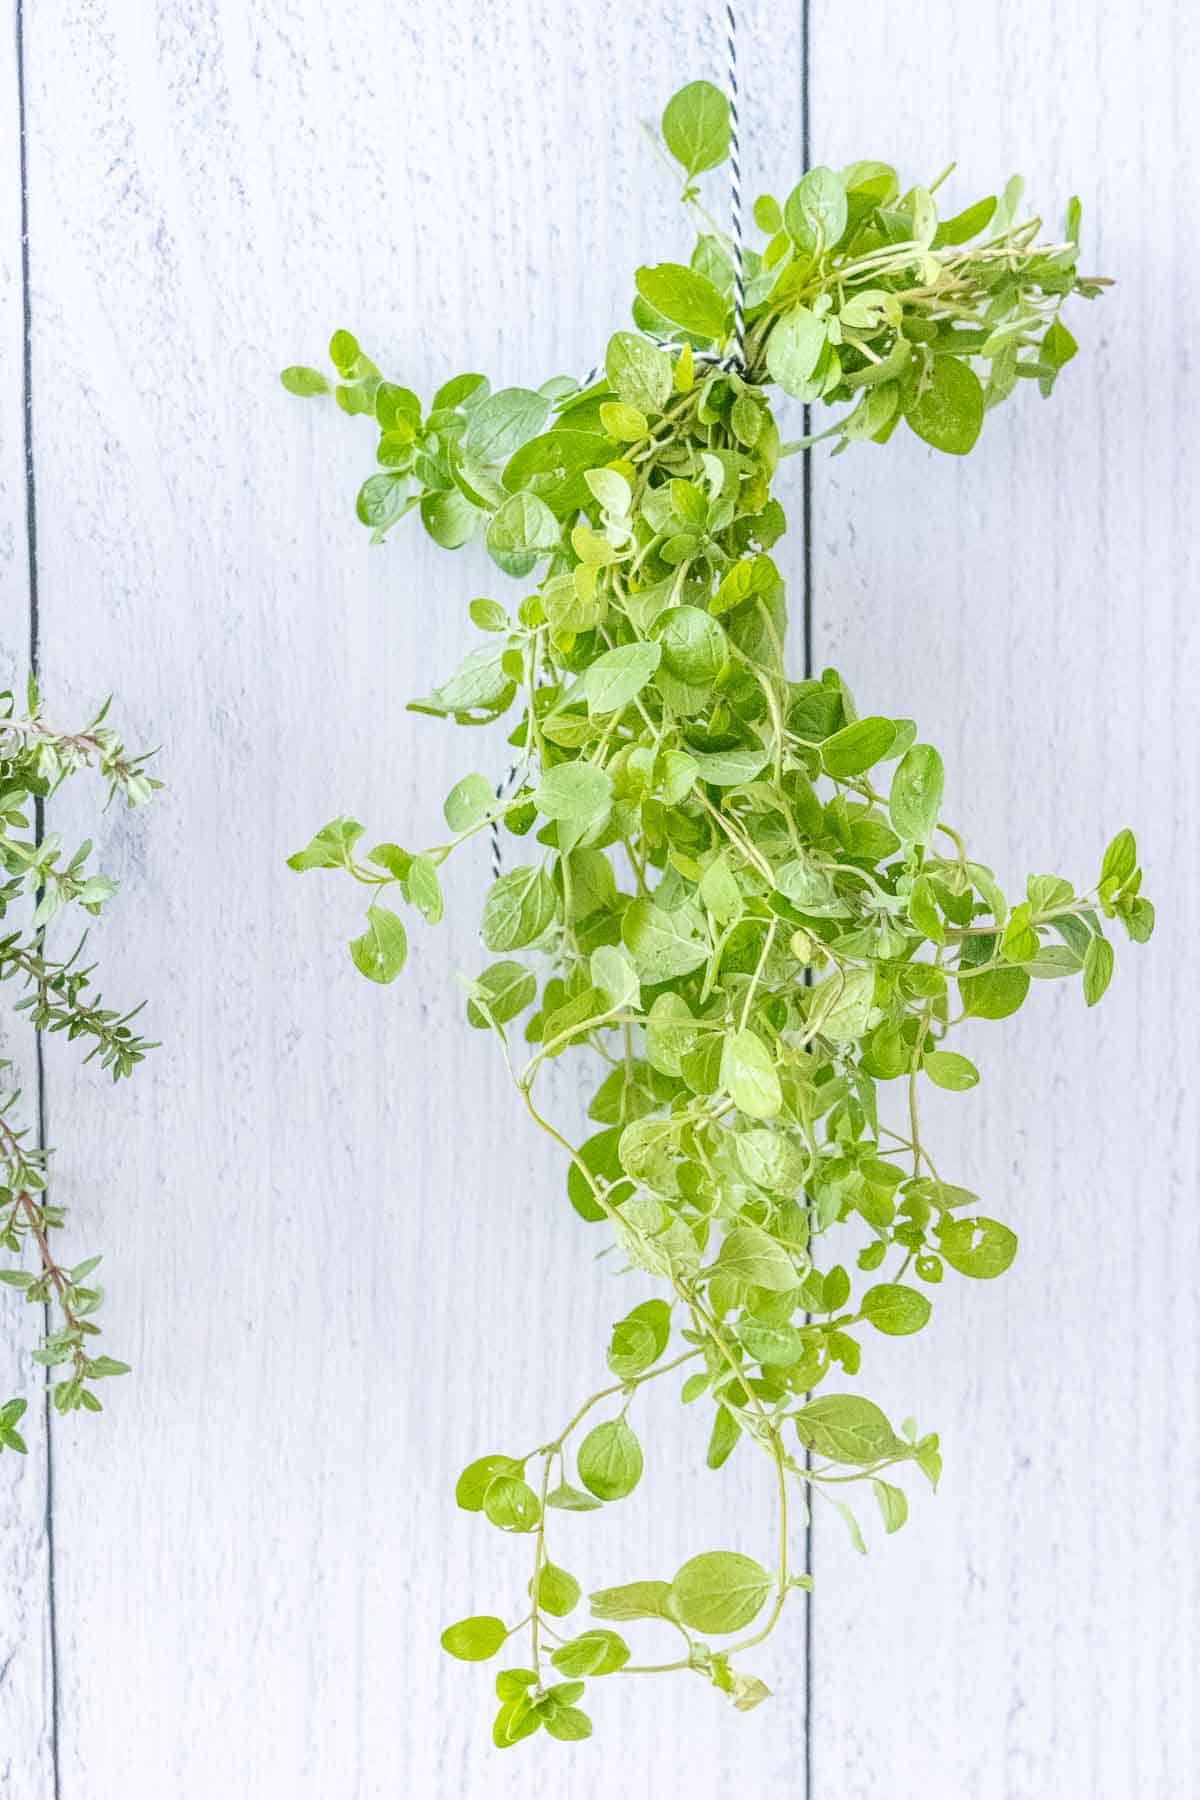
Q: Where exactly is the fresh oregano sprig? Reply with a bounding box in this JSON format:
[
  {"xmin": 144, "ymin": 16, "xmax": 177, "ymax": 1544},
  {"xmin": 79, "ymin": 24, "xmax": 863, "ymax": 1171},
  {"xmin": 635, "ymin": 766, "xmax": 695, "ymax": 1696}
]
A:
[
  {"xmin": 0, "ymin": 680, "xmax": 159, "ymax": 1447},
  {"xmin": 283, "ymin": 80, "xmax": 1152, "ymax": 1747}
]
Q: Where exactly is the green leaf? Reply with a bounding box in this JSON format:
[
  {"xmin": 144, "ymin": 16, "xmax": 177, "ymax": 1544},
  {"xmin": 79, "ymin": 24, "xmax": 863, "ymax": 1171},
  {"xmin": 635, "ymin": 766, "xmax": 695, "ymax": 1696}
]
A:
[
  {"xmin": 737, "ymin": 1318, "xmax": 808, "ymax": 1367},
  {"xmin": 432, "ymin": 371, "xmax": 487, "ymax": 411},
  {"xmin": 484, "ymin": 1475, "xmax": 543, "ymax": 1532},
  {"xmin": 908, "ymin": 875, "xmax": 944, "ymax": 945},
  {"xmin": 904, "ymin": 356, "xmax": 985, "ymax": 455},
  {"xmin": 764, "ymin": 306, "xmax": 829, "ymax": 397},
  {"xmin": 1027, "ymin": 873, "xmax": 1074, "ymax": 913},
  {"xmin": 784, "ymin": 167, "xmax": 849, "ymax": 254},
  {"xmin": 622, "ymin": 897, "xmax": 709, "ymax": 980},
  {"xmin": 706, "ymin": 1405, "xmax": 741, "ymax": 1470},
  {"xmin": 753, "ymin": 194, "xmax": 782, "ymax": 232},
  {"xmin": 937, "ymin": 1215, "xmax": 1018, "ymax": 1279},
  {"xmin": 668, "ymin": 1551, "xmax": 773, "ymax": 1635},
  {"xmin": 584, "ymin": 467, "xmax": 633, "ymax": 515},
  {"xmin": 699, "ymin": 853, "xmax": 743, "ymax": 924},
  {"xmin": 590, "ymin": 944, "xmax": 641, "ymax": 1013},
  {"xmin": 734, "ymin": 1128, "xmax": 806, "ymax": 1194},
  {"xmin": 1042, "ymin": 318, "xmax": 1078, "ymax": 369},
  {"xmin": 619, "ymin": 1117, "xmax": 681, "ymax": 1195},
  {"xmin": 581, "ymin": 642, "xmax": 662, "ymax": 716},
  {"xmin": 492, "ymin": 1694, "xmax": 541, "ymax": 1747},
  {"xmin": 417, "ymin": 645, "xmax": 515, "ymax": 718},
  {"xmin": 1083, "ymin": 935, "xmax": 1115, "ymax": 1006},
  {"xmin": 329, "ymin": 328, "xmax": 362, "ymax": 375},
  {"xmin": 547, "ymin": 1482, "xmax": 603, "ymax": 1513},
  {"xmin": 494, "ymin": 1668, "xmax": 537, "ymax": 1700},
  {"xmin": 861, "ymin": 1283, "xmax": 931, "ymax": 1336},
  {"xmin": 599, "ymin": 401, "xmax": 648, "ymax": 442},
  {"xmin": 375, "ymin": 382, "xmax": 421, "ymax": 431},
  {"xmin": 635, "ymin": 264, "xmax": 729, "ymax": 340},
  {"xmin": 536, "ymin": 1562, "xmax": 582, "ymax": 1617},
  {"xmin": 578, "ymin": 1417, "xmax": 644, "ymax": 1501},
  {"xmin": 605, "ymin": 332, "xmax": 673, "ymax": 414},
  {"xmin": 607, "ymin": 1298, "xmax": 669, "ymax": 1378},
  {"xmin": 652, "ymin": 607, "xmax": 728, "ymax": 689},
  {"xmin": 889, "ymin": 743, "xmax": 944, "ymax": 843},
  {"xmin": 959, "ymin": 966, "xmax": 1030, "ymax": 1021},
  {"xmin": 661, "ymin": 80, "xmax": 731, "ymax": 179},
  {"xmin": 872, "ymin": 1478, "xmax": 909, "ymax": 1534},
  {"xmin": 820, "ymin": 717, "xmax": 896, "ymax": 778},
  {"xmin": 356, "ymin": 472, "xmax": 409, "ymax": 531},
  {"xmin": 420, "ymin": 488, "xmax": 479, "ymax": 549},
  {"xmin": 923, "ymin": 1049, "xmax": 980, "ymax": 1091},
  {"xmin": 544, "ymin": 1707, "xmax": 593, "ymax": 1742},
  {"xmin": 464, "ymin": 387, "xmax": 551, "ymax": 463},
  {"xmin": 932, "ymin": 196, "xmax": 996, "ymax": 247},
  {"xmin": 731, "ymin": 393, "xmax": 764, "ymax": 446},
  {"xmin": 833, "ymin": 1498, "xmax": 867, "ymax": 1555},
  {"xmin": 406, "ymin": 853, "xmax": 443, "ymax": 924},
  {"xmin": 443, "ymin": 772, "xmax": 495, "ymax": 833},
  {"xmin": 280, "ymin": 365, "xmax": 329, "ymax": 397},
  {"xmin": 690, "ymin": 745, "xmax": 770, "ymax": 786},
  {"xmin": 550, "ymin": 1630, "xmax": 630, "ymax": 1677},
  {"xmin": 465, "ymin": 961, "xmax": 537, "ymax": 1029},
  {"xmin": 441, "ymin": 1615, "xmax": 508, "ymax": 1661},
  {"xmin": 481, "ymin": 866, "xmax": 558, "ymax": 952},
  {"xmin": 1100, "ymin": 828, "xmax": 1137, "ymax": 886},
  {"xmin": 349, "ymin": 906, "xmax": 408, "ymax": 984},
  {"xmin": 455, "ymin": 1453, "xmax": 522, "ymax": 1511},
  {"xmin": 721, "ymin": 1027, "xmax": 783, "ymax": 1121},
  {"xmin": 713, "ymin": 1222, "xmax": 796, "ymax": 1292},
  {"xmin": 731, "ymin": 1673, "xmax": 772, "ymax": 1713},
  {"xmin": 1002, "ymin": 902, "xmax": 1040, "ymax": 964},
  {"xmin": 793, "ymin": 1394, "xmax": 902, "ymax": 1464},
  {"xmin": 286, "ymin": 816, "xmax": 363, "ymax": 872},
  {"xmin": 469, "ymin": 597, "xmax": 508, "ymax": 632},
  {"xmin": 811, "ymin": 967, "xmax": 876, "ymax": 1044},
  {"xmin": 486, "ymin": 492, "xmax": 561, "ymax": 578},
  {"xmin": 589, "ymin": 1579, "xmax": 673, "ymax": 1622},
  {"xmin": 565, "ymin": 1126, "xmax": 629, "ymax": 1224},
  {"xmin": 535, "ymin": 762, "xmax": 612, "ymax": 828}
]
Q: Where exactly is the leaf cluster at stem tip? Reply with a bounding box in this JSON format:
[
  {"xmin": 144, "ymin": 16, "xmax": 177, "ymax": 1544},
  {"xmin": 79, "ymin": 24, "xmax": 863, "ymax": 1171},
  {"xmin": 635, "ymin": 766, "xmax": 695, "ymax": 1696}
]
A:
[
  {"xmin": 0, "ymin": 682, "xmax": 159, "ymax": 1439},
  {"xmin": 282, "ymin": 79, "xmax": 1151, "ymax": 1747}
]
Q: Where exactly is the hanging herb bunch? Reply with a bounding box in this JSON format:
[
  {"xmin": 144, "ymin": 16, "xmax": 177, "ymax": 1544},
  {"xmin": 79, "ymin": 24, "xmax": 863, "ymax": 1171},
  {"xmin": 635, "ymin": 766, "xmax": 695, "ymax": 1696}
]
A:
[
  {"xmin": 284, "ymin": 81, "xmax": 1152, "ymax": 1746},
  {"xmin": 0, "ymin": 682, "xmax": 159, "ymax": 1445}
]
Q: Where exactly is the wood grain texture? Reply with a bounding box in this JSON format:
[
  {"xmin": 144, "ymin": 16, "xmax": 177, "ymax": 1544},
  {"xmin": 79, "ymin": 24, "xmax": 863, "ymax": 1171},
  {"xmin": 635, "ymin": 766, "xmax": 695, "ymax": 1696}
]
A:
[
  {"xmin": 0, "ymin": 9, "xmax": 54, "ymax": 1792},
  {"xmin": 806, "ymin": 4, "xmax": 1199, "ymax": 1797},
  {"xmin": 8, "ymin": 0, "xmax": 1197, "ymax": 1793},
  {"xmin": 21, "ymin": 3, "xmax": 814, "ymax": 1795}
]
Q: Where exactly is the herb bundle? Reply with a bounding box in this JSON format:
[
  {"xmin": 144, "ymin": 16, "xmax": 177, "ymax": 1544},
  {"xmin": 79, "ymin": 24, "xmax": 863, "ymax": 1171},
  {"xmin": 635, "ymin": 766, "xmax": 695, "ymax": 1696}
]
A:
[
  {"xmin": 0, "ymin": 682, "xmax": 158, "ymax": 1446},
  {"xmin": 284, "ymin": 82, "xmax": 1151, "ymax": 1747}
]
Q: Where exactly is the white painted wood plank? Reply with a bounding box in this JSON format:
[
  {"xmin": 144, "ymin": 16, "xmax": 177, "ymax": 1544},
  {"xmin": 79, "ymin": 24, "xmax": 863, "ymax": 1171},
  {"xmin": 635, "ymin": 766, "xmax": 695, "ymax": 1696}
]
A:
[
  {"xmin": 0, "ymin": 15, "xmax": 54, "ymax": 1793},
  {"xmin": 25, "ymin": 3, "xmax": 816, "ymax": 1795},
  {"xmin": 805, "ymin": 4, "xmax": 1199, "ymax": 1796}
]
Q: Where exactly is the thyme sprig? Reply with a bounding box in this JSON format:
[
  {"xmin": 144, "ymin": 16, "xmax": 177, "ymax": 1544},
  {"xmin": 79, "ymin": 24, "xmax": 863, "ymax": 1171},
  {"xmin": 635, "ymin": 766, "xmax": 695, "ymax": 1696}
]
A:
[{"xmin": 0, "ymin": 683, "xmax": 159, "ymax": 1441}]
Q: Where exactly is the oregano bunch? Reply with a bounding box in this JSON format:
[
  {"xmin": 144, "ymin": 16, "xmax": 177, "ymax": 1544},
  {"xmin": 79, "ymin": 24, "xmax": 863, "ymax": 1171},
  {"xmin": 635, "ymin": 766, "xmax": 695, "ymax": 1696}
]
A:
[
  {"xmin": 0, "ymin": 680, "xmax": 159, "ymax": 1448},
  {"xmin": 283, "ymin": 81, "xmax": 1151, "ymax": 1747}
]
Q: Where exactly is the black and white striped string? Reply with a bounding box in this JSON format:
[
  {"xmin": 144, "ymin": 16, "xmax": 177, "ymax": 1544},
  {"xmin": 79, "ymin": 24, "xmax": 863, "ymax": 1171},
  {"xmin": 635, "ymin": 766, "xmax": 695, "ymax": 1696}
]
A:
[
  {"xmin": 489, "ymin": 2, "xmax": 747, "ymax": 880},
  {"xmin": 721, "ymin": 0, "xmax": 747, "ymax": 373}
]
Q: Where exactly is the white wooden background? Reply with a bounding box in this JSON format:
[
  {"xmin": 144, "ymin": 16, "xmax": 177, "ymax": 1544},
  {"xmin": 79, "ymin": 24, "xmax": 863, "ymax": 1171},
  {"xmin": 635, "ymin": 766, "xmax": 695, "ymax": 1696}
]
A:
[{"xmin": 1, "ymin": 1, "xmax": 1196, "ymax": 1795}]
